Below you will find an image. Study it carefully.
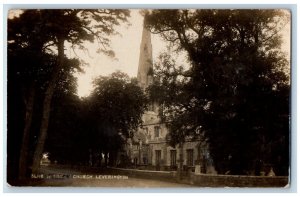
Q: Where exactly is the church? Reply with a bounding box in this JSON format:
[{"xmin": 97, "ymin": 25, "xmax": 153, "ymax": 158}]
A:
[{"xmin": 122, "ymin": 22, "xmax": 216, "ymax": 174}]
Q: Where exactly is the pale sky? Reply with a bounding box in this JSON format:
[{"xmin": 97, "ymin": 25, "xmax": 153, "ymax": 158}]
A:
[
  {"xmin": 9, "ymin": 9, "xmax": 290, "ymax": 98},
  {"xmin": 73, "ymin": 9, "xmax": 291, "ymax": 97},
  {"xmin": 73, "ymin": 9, "xmax": 167, "ymax": 97}
]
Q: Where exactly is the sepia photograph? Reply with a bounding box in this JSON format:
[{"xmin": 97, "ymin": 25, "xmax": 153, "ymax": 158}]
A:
[{"xmin": 6, "ymin": 7, "xmax": 291, "ymax": 188}]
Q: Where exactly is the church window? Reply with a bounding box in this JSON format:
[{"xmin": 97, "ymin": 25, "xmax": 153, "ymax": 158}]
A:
[
  {"xmin": 147, "ymin": 67, "xmax": 153, "ymax": 76},
  {"xmin": 144, "ymin": 127, "xmax": 148, "ymax": 135},
  {"xmin": 154, "ymin": 126, "xmax": 160, "ymax": 137},
  {"xmin": 187, "ymin": 149, "xmax": 194, "ymax": 166},
  {"xmin": 143, "ymin": 154, "xmax": 148, "ymax": 165},
  {"xmin": 149, "ymin": 102, "xmax": 155, "ymax": 111},
  {"xmin": 170, "ymin": 150, "xmax": 177, "ymax": 167},
  {"xmin": 155, "ymin": 150, "xmax": 161, "ymax": 166}
]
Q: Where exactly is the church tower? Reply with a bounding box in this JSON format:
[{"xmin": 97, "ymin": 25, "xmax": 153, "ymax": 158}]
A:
[{"xmin": 137, "ymin": 21, "xmax": 154, "ymax": 91}]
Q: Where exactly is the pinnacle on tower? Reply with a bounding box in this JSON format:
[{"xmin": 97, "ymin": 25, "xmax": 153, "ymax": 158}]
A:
[{"xmin": 137, "ymin": 19, "xmax": 154, "ymax": 91}]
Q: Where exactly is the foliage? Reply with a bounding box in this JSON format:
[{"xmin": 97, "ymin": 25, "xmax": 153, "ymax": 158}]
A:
[
  {"xmin": 45, "ymin": 71, "xmax": 147, "ymax": 165},
  {"xmin": 7, "ymin": 9, "xmax": 130, "ymax": 180},
  {"xmin": 145, "ymin": 9, "xmax": 290, "ymax": 175},
  {"xmin": 8, "ymin": 9, "xmax": 130, "ymax": 53},
  {"xmin": 89, "ymin": 71, "xmax": 147, "ymax": 139}
]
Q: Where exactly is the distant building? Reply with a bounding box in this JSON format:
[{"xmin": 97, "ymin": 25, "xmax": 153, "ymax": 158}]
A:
[{"xmin": 124, "ymin": 20, "xmax": 216, "ymax": 173}]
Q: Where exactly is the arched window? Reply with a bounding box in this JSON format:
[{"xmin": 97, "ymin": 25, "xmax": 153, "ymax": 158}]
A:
[
  {"xmin": 144, "ymin": 127, "xmax": 148, "ymax": 135},
  {"xmin": 154, "ymin": 126, "xmax": 160, "ymax": 137}
]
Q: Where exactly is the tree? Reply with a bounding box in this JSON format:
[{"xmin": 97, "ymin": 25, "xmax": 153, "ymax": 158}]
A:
[
  {"xmin": 8, "ymin": 35, "xmax": 81, "ymax": 179},
  {"xmin": 87, "ymin": 71, "xmax": 147, "ymax": 166},
  {"xmin": 44, "ymin": 71, "xmax": 147, "ymax": 167},
  {"xmin": 45, "ymin": 72, "xmax": 87, "ymax": 166},
  {"xmin": 8, "ymin": 10, "xmax": 61, "ymax": 179},
  {"xmin": 22, "ymin": 9, "xmax": 130, "ymax": 173},
  {"xmin": 7, "ymin": 9, "xmax": 130, "ymax": 178},
  {"xmin": 145, "ymin": 9, "xmax": 290, "ymax": 175}
]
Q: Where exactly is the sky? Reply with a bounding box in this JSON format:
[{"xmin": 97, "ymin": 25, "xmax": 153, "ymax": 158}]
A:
[
  {"xmin": 73, "ymin": 9, "xmax": 291, "ymax": 97},
  {"xmin": 9, "ymin": 9, "xmax": 290, "ymax": 98},
  {"xmin": 7, "ymin": 9, "xmax": 162, "ymax": 97},
  {"xmin": 73, "ymin": 9, "xmax": 167, "ymax": 97}
]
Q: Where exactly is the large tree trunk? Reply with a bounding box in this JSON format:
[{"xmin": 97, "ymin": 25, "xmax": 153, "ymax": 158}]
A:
[
  {"xmin": 18, "ymin": 84, "xmax": 35, "ymax": 179},
  {"xmin": 31, "ymin": 37, "xmax": 65, "ymax": 173}
]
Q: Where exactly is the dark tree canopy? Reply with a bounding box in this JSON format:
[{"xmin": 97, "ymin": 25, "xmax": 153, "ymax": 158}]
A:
[
  {"xmin": 46, "ymin": 71, "xmax": 147, "ymax": 166},
  {"xmin": 145, "ymin": 9, "xmax": 290, "ymax": 175},
  {"xmin": 89, "ymin": 71, "xmax": 148, "ymax": 139},
  {"xmin": 7, "ymin": 9, "xmax": 131, "ymax": 180}
]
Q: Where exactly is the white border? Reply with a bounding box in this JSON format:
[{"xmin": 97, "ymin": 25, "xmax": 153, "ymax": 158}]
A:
[{"xmin": 1, "ymin": 0, "xmax": 299, "ymax": 195}]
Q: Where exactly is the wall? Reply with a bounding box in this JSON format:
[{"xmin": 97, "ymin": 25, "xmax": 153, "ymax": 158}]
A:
[
  {"xmin": 109, "ymin": 167, "xmax": 177, "ymax": 182},
  {"xmin": 109, "ymin": 167, "xmax": 288, "ymax": 187},
  {"xmin": 191, "ymin": 174, "xmax": 289, "ymax": 187}
]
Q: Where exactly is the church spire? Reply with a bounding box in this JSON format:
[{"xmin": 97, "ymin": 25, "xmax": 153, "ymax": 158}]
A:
[{"xmin": 137, "ymin": 19, "xmax": 153, "ymax": 91}]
